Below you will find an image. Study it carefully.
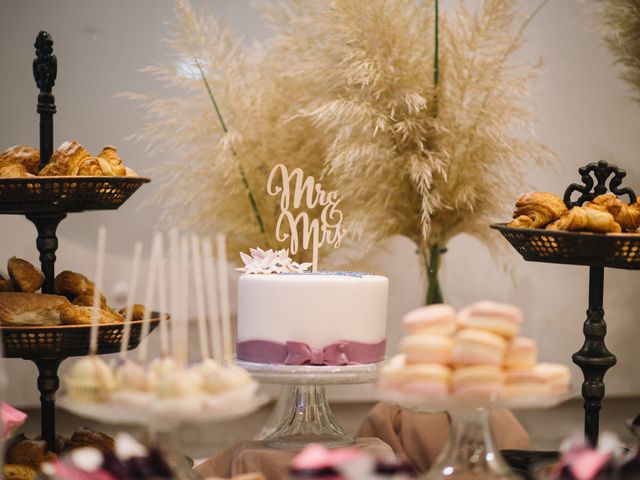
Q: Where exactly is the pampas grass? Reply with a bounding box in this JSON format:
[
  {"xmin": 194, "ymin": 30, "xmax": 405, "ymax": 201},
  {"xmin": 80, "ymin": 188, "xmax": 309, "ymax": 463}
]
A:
[
  {"xmin": 130, "ymin": 0, "xmax": 553, "ymax": 293},
  {"xmin": 595, "ymin": 0, "xmax": 640, "ymax": 101}
]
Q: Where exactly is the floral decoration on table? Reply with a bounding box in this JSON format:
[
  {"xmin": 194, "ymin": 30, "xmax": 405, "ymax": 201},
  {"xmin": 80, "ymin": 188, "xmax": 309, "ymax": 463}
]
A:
[{"xmin": 130, "ymin": 0, "xmax": 554, "ymax": 303}]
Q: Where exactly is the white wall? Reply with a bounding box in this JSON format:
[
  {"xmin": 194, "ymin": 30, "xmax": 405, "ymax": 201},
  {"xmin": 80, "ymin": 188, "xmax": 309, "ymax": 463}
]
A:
[{"xmin": 0, "ymin": 0, "xmax": 639, "ymax": 406}]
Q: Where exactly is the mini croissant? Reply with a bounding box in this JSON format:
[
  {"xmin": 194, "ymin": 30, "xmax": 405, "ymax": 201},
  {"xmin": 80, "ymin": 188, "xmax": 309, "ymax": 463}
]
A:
[
  {"xmin": 97, "ymin": 146, "xmax": 126, "ymax": 176},
  {"xmin": 588, "ymin": 193, "xmax": 640, "ymax": 231},
  {"xmin": 509, "ymin": 192, "xmax": 568, "ymax": 228},
  {"xmin": 546, "ymin": 206, "xmax": 622, "ymax": 233},
  {"xmin": 0, "ymin": 145, "xmax": 40, "ymax": 174}
]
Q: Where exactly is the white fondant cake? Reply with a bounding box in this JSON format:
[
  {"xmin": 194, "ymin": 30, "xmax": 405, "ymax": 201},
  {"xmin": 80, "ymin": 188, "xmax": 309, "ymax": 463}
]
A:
[{"xmin": 236, "ymin": 273, "xmax": 389, "ymax": 365}]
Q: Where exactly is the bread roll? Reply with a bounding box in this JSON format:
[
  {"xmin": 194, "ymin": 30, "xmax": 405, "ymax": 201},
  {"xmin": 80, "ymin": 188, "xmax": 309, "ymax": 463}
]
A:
[
  {"xmin": 0, "ymin": 145, "xmax": 40, "ymax": 175},
  {"xmin": 7, "ymin": 257, "xmax": 44, "ymax": 293},
  {"xmin": 59, "ymin": 305, "xmax": 123, "ymax": 325},
  {"xmin": 2, "ymin": 464, "xmax": 37, "ymax": 480},
  {"xmin": 54, "ymin": 271, "xmax": 98, "ymax": 300},
  {"xmin": 118, "ymin": 303, "xmax": 146, "ymax": 321},
  {"xmin": 0, "ymin": 164, "xmax": 32, "ymax": 178},
  {"xmin": 0, "ymin": 274, "xmax": 13, "ymax": 292},
  {"xmin": 0, "ymin": 293, "xmax": 70, "ymax": 326}
]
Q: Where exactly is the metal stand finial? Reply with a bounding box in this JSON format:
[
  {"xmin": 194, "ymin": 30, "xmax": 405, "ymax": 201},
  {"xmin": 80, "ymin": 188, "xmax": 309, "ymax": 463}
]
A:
[
  {"xmin": 563, "ymin": 160, "xmax": 637, "ymax": 209},
  {"xmin": 33, "ymin": 31, "xmax": 57, "ymax": 168}
]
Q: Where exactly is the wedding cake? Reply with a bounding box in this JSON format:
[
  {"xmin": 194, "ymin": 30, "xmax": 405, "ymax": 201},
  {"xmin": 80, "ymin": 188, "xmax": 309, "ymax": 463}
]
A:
[{"xmin": 236, "ymin": 248, "xmax": 388, "ymax": 365}]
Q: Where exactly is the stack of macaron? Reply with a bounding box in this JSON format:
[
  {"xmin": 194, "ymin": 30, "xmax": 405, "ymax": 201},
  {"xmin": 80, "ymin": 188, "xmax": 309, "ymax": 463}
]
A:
[{"xmin": 379, "ymin": 301, "xmax": 570, "ymax": 399}]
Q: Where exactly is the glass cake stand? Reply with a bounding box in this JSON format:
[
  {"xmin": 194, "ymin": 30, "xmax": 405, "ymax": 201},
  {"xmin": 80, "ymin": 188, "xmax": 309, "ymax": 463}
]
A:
[
  {"xmin": 377, "ymin": 387, "xmax": 573, "ymax": 479},
  {"xmin": 237, "ymin": 361, "xmax": 381, "ymax": 449}
]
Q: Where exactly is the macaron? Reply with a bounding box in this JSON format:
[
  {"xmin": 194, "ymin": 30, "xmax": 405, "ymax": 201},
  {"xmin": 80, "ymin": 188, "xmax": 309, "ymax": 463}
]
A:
[
  {"xmin": 452, "ymin": 365, "xmax": 505, "ymax": 397},
  {"xmin": 504, "ymin": 368, "xmax": 551, "ymax": 397},
  {"xmin": 402, "ymin": 304, "xmax": 457, "ymax": 336},
  {"xmin": 378, "ymin": 354, "xmax": 407, "ymax": 389},
  {"xmin": 504, "ymin": 337, "xmax": 538, "ymax": 368},
  {"xmin": 401, "ymin": 334, "xmax": 454, "ymax": 365},
  {"xmin": 451, "ymin": 328, "xmax": 507, "ymax": 366},
  {"xmin": 456, "ymin": 301, "xmax": 523, "ymax": 339},
  {"xmin": 397, "ymin": 363, "xmax": 451, "ymax": 396},
  {"xmin": 534, "ymin": 363, "xmax": 571, "ymax": 393}
]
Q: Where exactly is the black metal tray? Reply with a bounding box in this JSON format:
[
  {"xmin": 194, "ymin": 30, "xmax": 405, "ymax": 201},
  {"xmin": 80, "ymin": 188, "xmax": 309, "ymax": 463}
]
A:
[
  {"xmin": 0, "ymin": 176, "xmax": 150, "ymax": 214},
  {"xmin": 491, "ymin": 223, "xmax": 640, "ymax": 270}
]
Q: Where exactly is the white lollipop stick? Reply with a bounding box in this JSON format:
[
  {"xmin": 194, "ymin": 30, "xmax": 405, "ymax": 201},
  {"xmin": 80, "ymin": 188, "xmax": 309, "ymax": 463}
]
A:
[
  {"xmin": 156, "ymin": 235, "xmax": 170, "ymax": 357},
  {"xmin": 216, "ymin": 233, "xmax": 233, "ymax": 364},
  {"xmin": 119, "ymin": 241, "xmax": 143, "ymax": 359},
  {"xmin": 177, "ymin": 235, "xmax": 190, "ymax": 366},
  {"xmin": 169, "ymin": 229, "xmax": 180, "ymax": 358},
  {"xmin": 137, "ymin": 233, "xmax": 161, "ymax": 363},
  {"xmin": 190, "ymin": 235, "xmax": 210, "ymax": 360},
  {"xmin": 89, "ymin": 226, "xmax": 107, "ymax": 355},
  {"xmin": 203, "ymin": 237, "xmax": 222, "ymax": 363}
]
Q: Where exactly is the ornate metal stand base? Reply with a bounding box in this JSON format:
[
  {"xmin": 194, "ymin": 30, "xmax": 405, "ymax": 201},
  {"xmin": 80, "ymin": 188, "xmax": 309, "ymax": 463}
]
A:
[{"xmin": 572, "ymin": 266, "xmax": 616, "ymax": 445}]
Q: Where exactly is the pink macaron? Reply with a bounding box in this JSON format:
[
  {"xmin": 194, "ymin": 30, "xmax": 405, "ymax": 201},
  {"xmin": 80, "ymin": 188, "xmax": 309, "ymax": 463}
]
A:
[
  {"xmin": 401, "ymin": 334, "xmax": 454, "ymax": 365},
  {"xmin": 504, "ymin": 337, "xmax": 538, "ymax": 368},
  {"xmin": 504, "ymin": 368, "xmax": 551, "ymax": 397},
  {"xmin": 451, "ymin": 328, "xmax": 507, "ymax": 366},
  {"xmin": 397, "ymin": 363, "xmax": 451, "ymax": 396},
  {"xmin": 402, "ymin": 304, "xmax": 457, "ymax": 336},
  {"xmin": 452, "ymin": 365, "xmax": 505, "ymax": 397},
  {"xmin": 456, "ymin": 301, "xmax": 523, "ymax": 339}
]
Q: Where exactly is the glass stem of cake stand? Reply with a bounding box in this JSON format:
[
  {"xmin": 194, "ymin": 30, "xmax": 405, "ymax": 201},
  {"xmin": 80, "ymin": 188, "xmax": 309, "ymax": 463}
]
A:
[
  {"xmin": 423, "ymin": 408, "xmax": 517, "ymax": 480},
  {"xmin": 263, "ymin": 384, "xmax": 355, "ymax": 449},
  {"xmin": 572, "ymin": 266, "xmax": 616, "ymax": 446}
]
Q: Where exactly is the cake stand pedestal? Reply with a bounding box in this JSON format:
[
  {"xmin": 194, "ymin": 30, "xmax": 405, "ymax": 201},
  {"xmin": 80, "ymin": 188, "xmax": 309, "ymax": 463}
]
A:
[
  {"xmin": 491, "ymin": 160, "xmax": 639, "ymax": 446},
  {"xmin": 237, "ymin": 361, "xmax": 381, "ymax": 450},
  {"xmin": 378, "ymin": 388, "xmax": 572, "ymax": 479}
]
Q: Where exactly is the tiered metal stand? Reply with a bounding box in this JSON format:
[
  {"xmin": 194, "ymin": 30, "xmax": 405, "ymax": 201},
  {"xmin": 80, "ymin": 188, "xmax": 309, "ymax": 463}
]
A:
[
  {"xmin": 491, "ymin": 160, "xmax": 639, "ymax": 446},
  {"xmin": 0, "ymin": 31, "xmax": 152, "ymax": 451}
]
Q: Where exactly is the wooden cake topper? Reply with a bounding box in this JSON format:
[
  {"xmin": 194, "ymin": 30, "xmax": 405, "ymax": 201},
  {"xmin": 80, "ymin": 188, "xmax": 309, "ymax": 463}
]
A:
[{"xmin": 267, "ymin": 164, "xmax": 346, "ymax": 271}]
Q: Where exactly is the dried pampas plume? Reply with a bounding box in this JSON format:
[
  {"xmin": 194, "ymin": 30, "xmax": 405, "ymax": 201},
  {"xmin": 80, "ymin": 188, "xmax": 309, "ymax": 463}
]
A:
[
  {"xmin": 129, "ymin": 0, "xmax": 553, "ymax": 298},
  {"xmin": 595, "ymin": 0, "xmax": 640, "ymax": 101}
]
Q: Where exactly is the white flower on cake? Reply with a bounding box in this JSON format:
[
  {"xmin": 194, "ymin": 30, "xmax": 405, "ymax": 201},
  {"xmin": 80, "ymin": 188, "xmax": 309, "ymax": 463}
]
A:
[{"xmin": 237, "ymin": 247, "xmax": 312, "ymax": 274}]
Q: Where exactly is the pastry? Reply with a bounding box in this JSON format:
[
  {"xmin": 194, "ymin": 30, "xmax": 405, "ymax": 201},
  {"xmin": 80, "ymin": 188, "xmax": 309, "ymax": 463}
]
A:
[
  {"xmin": 534, "ymin": 363, "xmax": 571, "ymax": 393},
  {"xmin": 118, "ymin": 303, "xmax": 146, "ymax": 321},
  {"xmin": 456, "ymin": 301, "xmax": 523, "ymax": 339},
  {"xmin": 451, "ymin": 365, "xmax": 505, "ymax": 397},
  {"xmin": 396, "ymin": 363, "xmax": 451, "ymax": 395},
  {"xmin": 2, "ymin": 464, "xmax": 37, "ymax": 480},
  {"xmin": 72, "ymin": 294, "xmax": 107, "ymax": 308},
  {"xmin": 38, "ymin": 141, "xmax": 104, "ymax": 176},
  {"xmin": 237, "ymin": 249, "xmax": 388, "ymax": 366},
  {"xmin": 0, "ymin": 145, "xmax": 40, "ymax": 174},
  {"xmin": 504, "ymin": 337, "xmax": 538, "ymax": 368},
  {"xmin": 504, "ymin": 368, "xmax": 551, "ymax": 397},
  {"xmin": 0, "ymin": 292, "xmax": 70, "ymax": 326},
  {"xmin": 124, "ymin": 166, "xmax": 138, "ymax": 177},
  {"xmin": 546, "ymin": 206, "xmax": 621, "ymax": 233},
  {"xmin": 451, "ymin": 328, "xmax": 507, "ymax": 366},
  {"xmin": 589, "ymin": 193, "xmax": 640, "ymax": 231},
  {"xmin": 193, "ymin": 359, "xmax": 254, "ymax": 394},
  {"xmin": 63, "ymin": 428, "xmax": 115, "ymax": 455},
  {"xmin": 509, "ymin": 192, "xmax": 567, "ymax": 228},
  {"xmin": 401, "ymin": 304, "xmax": 456, "ymax": 336},
  {"xmin": 54, "ymin": 270, "xmax": 99, "ymax": 300},
  {"xmin": 7, "ymin": 257, "xmax": 44, "ymax": 293},
  {"xmin": 59, "ymin": 305, "xmax": 123, "ymax": 325},
  {"xmin": 97, "ymin": 146, "xmax": 126, "ymax": 176},
  {"xmin": 0, "ymin": 274, "xmax": 13, "ymax": 292},
  {"xmin": 0, "ymin": 164, "xmax": 32, "ymax": 178},
  {"xmin": 5, "ymin": 437, "xmax": 56, "ymax": 470},
  {"xmin": 64, "ymin": 357, "xmax": 116, "ymax": 402},
  {"xmin": 400, "ymin": 333, "xmax": 453, "ymax": 365}
]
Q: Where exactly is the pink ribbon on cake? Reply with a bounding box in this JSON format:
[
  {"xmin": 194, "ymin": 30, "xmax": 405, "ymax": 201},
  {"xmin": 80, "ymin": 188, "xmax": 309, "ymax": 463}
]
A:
[{"xmin": 237, "ymin": 339, "xmax": 386, "ymax": 365}]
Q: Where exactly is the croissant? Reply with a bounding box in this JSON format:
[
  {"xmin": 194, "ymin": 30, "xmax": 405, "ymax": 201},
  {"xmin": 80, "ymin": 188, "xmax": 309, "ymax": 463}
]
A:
[
  {"xmin": 97, "ymin": 146, "xmax": 126, "ymax": 176},
  {"xmin": 509, "ymin": 192, "xmax": 567, "ymax": 228},
  {"xmin": 0, "ymin": 274, "xmax": 14, "ymax": 292},
  {"xmin": 54, "ymin": 270, "xmax": 100, "ymax": 300},
  {"xmin": 546, "ymin": 206, "xmax": 622, "ymax": 233},
  {"xmin": 38, "ymin": 141, "xmax": 105, "ymax": 176},
  {"xmin": 0, "ymin": 145, "xmax": 40, "ymax": 174},
  {"xmin": 588, "ymin": 194, "xmax": 640, "ymax": 231},
  {"xmin": 0, "ymin": 164, "xmax": 32, "ymax": 178}
]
